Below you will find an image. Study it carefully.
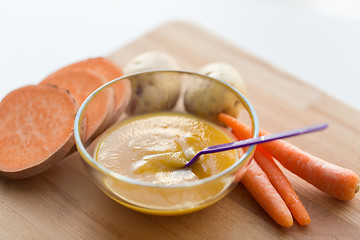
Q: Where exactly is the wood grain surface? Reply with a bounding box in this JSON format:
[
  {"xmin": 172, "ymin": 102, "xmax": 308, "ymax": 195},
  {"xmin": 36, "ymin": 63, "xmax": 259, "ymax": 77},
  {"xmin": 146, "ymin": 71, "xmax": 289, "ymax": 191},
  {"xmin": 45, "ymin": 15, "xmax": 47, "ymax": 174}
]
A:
[{"xmin": 1, "ymin": 21, "xmax": 360, "ymax": 239}]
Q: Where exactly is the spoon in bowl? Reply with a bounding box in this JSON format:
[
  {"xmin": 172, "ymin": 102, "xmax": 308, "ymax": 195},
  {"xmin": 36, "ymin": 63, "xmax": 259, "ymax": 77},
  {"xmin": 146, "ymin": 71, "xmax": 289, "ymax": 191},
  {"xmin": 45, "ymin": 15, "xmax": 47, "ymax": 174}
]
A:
[{"xmin": 184, "ymin": 123, "xmax": 328, "ymax": 168}]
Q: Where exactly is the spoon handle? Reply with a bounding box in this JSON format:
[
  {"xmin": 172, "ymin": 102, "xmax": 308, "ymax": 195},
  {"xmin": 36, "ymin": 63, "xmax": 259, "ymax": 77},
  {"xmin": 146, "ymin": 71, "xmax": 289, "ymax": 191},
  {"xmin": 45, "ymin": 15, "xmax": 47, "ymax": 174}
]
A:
[{"xmin": 184, "ymin": 123, "xmax": 328, "ymax": 168}]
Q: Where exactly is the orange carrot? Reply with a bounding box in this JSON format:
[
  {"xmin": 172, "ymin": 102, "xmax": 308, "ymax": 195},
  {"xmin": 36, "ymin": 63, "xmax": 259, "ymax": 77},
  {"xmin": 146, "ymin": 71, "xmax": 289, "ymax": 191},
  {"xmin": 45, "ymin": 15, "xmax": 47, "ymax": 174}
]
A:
[
  {"xmin": 254, "ymin": 147, "xmax": 311, "ymax": 225},
  {"xmin": 40, "ymin": 69, "xmax": 115, "ymax": 142},
  {"xmin": 219, "ymin": 114, "xmax": 310, "ymax": 225},
  {"xmin": 46, "ymin": 57, "xmax": 128, "ymax": 113},
  {"xmin": 219, "ymin": 113, "xmax": 360, "ymax": 201},
  {"xmin": 0, "ymin": 85, "xmax": 77, "ymax": 179},
  {"xmin": 241, "ymin": 160, "xmax": 293, "ymax": 227},
  {"xmin": 219, "ymin": 113, "xmax": 311, "ymax": 225}
]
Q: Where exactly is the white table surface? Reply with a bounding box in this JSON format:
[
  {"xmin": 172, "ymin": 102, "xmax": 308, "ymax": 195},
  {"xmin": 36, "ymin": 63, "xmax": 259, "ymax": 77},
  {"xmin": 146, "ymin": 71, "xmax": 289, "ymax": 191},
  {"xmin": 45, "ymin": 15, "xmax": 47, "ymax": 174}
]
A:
[{"xmin": 1, "ymin": 0, "xmax": 359, "ymax": 110}]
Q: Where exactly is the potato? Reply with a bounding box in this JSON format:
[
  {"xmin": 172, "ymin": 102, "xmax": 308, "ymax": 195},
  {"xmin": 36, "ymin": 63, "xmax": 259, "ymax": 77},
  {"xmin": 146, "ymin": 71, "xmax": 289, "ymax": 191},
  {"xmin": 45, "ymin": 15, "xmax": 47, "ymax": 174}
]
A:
[
  {"xmin": 124, "ymin": 50, "xmax": 181, "ymax": 114},
  {"xmin": 184, "ymin": 62, "xmax": 247, "ymax": 124},
  {"xmin": 199, "ymin": 63, "xmax": 247, "ymax": 95}
]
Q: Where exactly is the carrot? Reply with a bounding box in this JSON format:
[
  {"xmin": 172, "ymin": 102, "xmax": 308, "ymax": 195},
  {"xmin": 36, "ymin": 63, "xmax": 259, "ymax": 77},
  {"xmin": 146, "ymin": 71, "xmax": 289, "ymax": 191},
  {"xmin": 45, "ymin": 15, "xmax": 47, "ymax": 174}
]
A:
[
  {"xmin": 46, "ymin": 57, "xmax": 128, "ymax": 113},
  {"xmin": 0, "ymin": 85, "xmax": 77, "ymax": 179},
  {"xmin": 254, "ymin": 148, "xmax": 311, "ymax": 225},
  {"xmin": 219, "ymin": 113, "xmax": 360, "ymax": 201},
  {"xmin": 241, "ymin": 160, "xmax": 293, "ymax": 228},
  {"xmin": 40, "ymin": 69, "xmax": 115, "ymax": 142},
  {"xmin": 219, "ymin": 114, "xmax": 310, "ymax": 225}
]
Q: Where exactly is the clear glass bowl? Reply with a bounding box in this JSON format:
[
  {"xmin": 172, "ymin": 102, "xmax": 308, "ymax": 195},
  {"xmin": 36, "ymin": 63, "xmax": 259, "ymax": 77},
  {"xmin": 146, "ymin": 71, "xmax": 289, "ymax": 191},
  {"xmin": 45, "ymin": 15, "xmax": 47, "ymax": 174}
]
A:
[{"xmin": 74, "ymin": 70, "xmax": 259, "ymax": 215}]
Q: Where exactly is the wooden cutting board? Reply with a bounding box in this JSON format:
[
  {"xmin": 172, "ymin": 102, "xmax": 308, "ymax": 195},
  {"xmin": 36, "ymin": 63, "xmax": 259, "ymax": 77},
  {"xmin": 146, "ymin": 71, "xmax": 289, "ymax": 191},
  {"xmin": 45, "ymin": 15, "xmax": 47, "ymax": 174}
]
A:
[{"xmin": 1, "ymin": 21, "xmax": 360, "ymax": 239}]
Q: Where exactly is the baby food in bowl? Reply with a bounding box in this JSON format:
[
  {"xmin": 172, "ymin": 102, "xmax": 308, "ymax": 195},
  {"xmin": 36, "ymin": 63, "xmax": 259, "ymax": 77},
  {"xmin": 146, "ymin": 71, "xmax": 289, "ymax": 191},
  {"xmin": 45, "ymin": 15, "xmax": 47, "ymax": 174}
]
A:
[{"xmin": 74, "ymin": 70, "xmax": 259, "ymax": 215}]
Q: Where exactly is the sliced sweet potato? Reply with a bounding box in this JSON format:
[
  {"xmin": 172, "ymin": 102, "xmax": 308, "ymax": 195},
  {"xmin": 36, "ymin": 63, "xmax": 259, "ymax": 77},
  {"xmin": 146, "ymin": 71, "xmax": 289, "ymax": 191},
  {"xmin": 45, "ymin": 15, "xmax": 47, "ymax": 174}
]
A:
[
  {"xmin": 46, "ymin": 57, "xmax": 129, "ymax": 113},
  {"xmin": 40, "ymin": 69, "xmax": 115, "ymax": 142},
  {"xmin": 0, "ymin": 85, "xmax": 77, "ymax": 179}
]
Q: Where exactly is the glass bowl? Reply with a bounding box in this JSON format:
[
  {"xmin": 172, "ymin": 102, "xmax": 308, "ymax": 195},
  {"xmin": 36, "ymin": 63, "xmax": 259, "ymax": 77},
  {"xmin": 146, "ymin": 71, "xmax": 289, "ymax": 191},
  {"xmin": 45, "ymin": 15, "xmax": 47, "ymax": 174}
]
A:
[{"xmin": 74, "ymin": 70, "xmax": 259, "ymax": 215}]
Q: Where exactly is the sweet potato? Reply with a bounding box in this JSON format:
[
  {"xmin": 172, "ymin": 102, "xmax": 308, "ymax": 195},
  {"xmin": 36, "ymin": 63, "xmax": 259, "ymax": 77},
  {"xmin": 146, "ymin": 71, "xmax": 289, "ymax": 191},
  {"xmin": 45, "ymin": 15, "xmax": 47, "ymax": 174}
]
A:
[
  {"xmin": 40, "ymin": 69, "xmax": 115, "ymax": 142},
  {"xmin": 0, "ymin": 85, "xmax": 77, "ymax": 179},
  {"xmin": 46, "ymin": 57, "xmax": 128, "ymax": 114}
]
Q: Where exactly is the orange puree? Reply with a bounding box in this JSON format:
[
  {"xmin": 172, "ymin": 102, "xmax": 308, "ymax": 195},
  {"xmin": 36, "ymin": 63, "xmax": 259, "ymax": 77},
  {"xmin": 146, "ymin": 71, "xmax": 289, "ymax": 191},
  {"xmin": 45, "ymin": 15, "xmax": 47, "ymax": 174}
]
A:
[{"xmin": 95, "ymin": 112, "xmax": 238, "ymax": 184}]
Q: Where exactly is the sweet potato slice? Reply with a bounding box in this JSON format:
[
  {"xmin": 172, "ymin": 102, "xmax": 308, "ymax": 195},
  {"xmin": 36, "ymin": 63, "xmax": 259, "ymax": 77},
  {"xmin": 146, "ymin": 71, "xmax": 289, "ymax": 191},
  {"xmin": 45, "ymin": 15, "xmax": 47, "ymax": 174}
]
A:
[
  {"xmin": 40, "ymin": 69, "xmax": 115, "ymax": 142},
  {"xmin": 0, "ymin": 85, "xmax": 77, "ymax": 179},
  {"xmin": 47, "ymin": 57, "xmax": 129, "ymax": 113}
]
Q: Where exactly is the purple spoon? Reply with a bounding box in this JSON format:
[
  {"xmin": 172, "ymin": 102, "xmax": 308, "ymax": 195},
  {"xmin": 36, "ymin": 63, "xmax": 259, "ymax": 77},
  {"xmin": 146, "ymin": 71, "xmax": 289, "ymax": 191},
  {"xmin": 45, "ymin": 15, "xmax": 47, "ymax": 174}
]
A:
[{"xmin": 184, "ymin": 123, "xmax": 328, "ymax": 168}]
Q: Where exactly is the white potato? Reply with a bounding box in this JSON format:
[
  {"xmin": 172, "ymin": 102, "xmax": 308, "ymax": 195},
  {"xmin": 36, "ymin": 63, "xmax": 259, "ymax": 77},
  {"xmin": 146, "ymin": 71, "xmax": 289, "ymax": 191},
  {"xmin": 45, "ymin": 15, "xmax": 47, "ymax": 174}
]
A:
[
  {"xmin": 199, "ymin": 62, "xmax": 247, "ymax": 95},
  {"xmin": 184, "ymin": 62, "xmax": 247, "ymax": 123},
  {"xmin": 124, "ymin": 50, "xmax": 179, "ymax": 74},
  {"xmin": 124, "ymin": 51, "xmax": 181, "ymax": 114}
]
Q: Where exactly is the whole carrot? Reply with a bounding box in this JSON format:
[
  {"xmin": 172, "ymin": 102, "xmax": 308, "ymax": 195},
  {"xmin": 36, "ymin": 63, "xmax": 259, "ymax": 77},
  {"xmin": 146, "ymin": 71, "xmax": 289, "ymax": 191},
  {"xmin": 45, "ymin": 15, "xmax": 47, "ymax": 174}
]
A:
[
  {"xmin": 241, "ymin": 160, "xmax": 293, "ymax": 228},
  {"xmin": 219, "ymin": 114, "xmax": 310, "ymax": 225},
  {"xmin": 254, "ymin": 147, "xmax": 311, "ymax": 225},
  {"xmin": 219, "ymin": 113, "xmax": 360, "ymax": 201}
]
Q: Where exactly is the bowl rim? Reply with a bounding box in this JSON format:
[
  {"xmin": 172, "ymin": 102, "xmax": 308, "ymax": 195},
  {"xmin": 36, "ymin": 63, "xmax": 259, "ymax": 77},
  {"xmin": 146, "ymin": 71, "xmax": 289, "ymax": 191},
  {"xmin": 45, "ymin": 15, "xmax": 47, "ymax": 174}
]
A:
[{"xmin": 74, "ymin": 69, "xmax": 259, "ymax": 189}]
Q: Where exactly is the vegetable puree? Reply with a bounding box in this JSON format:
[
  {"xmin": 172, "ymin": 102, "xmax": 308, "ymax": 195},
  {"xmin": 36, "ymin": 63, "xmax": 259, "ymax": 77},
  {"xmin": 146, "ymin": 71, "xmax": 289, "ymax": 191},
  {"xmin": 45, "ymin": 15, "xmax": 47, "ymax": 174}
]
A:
[{"xmin": 95, "ymin": 112, "xmax": 239, "ymax": 184}]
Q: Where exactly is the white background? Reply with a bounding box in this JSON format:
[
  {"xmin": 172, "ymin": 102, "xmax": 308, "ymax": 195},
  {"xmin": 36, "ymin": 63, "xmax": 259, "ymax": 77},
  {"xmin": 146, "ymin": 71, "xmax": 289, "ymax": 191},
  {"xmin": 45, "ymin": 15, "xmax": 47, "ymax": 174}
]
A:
[{"xmin": 1, "ymin": 0, "xmax": 359, "ymax": 110}]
